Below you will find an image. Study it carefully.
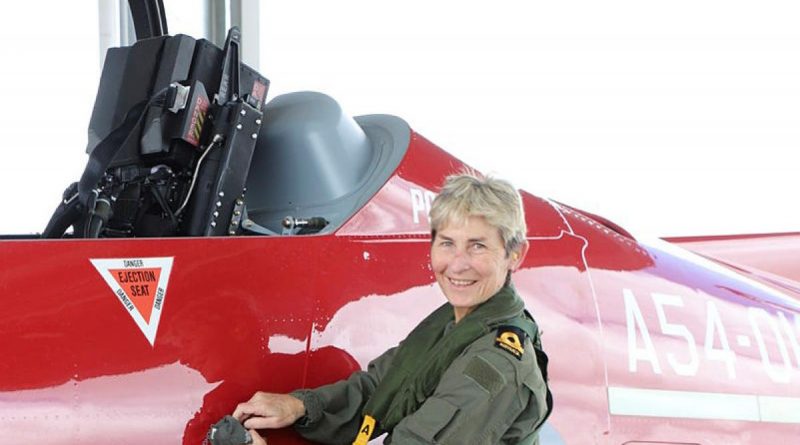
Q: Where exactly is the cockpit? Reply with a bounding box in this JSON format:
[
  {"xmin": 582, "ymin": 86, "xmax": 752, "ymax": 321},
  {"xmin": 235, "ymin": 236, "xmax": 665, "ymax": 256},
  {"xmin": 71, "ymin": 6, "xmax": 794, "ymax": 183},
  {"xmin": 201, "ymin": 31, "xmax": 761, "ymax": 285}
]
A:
[{"xmin": 42, "ymin": 22, "xmax": 408, "ymax": 239}]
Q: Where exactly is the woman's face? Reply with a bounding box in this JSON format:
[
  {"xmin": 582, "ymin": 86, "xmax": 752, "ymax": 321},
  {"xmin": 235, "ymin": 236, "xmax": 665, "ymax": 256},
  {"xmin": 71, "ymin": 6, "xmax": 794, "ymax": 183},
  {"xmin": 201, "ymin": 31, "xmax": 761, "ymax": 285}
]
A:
[{"xmin": 431, "ymin": 215, "xmax": 525, "ymax": 323}]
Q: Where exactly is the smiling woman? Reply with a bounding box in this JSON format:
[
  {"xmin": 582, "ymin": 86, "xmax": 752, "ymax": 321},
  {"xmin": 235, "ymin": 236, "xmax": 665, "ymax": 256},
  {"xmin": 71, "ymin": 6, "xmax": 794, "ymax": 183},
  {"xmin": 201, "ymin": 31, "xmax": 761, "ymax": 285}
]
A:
[
  {"xmin": 231, "ymin": 171, "xmax": 552, "ymax": 444},
  {"xmin": 431, "ymin": 215, "xmax": 519, "ymax": 323},
  {"xmin": 429, "ymin": 174, "xmax": 530, "ymax": 323}
]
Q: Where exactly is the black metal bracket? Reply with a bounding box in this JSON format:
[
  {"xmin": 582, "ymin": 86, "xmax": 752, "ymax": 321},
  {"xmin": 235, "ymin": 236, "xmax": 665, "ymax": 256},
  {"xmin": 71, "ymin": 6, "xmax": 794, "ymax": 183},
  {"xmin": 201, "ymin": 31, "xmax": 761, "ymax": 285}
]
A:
[{"xmin": 215, "ymin": 27, "xmax": 242, "ymax": 105}]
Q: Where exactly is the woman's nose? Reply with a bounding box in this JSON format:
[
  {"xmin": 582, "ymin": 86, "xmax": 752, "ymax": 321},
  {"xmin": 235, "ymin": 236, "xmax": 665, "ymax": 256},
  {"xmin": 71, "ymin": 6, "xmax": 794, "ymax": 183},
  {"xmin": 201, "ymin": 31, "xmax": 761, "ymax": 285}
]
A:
[{"xmin": 449, "ymin": 249, "xmax": 471, "ymax": 272}]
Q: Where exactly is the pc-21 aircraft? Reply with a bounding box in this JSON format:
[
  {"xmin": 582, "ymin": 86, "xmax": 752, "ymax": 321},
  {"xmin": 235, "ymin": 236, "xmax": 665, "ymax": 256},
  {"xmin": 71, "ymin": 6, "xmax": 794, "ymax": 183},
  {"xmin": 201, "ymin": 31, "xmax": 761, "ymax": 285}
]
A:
[{"xmin": 1, "ymin": 1, "xmax": 800, "ymax": 443}]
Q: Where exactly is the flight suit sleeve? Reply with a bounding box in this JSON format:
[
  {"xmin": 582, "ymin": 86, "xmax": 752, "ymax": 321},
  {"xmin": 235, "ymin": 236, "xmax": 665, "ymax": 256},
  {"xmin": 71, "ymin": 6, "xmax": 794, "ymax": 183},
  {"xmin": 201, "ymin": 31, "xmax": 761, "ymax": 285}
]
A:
[
  {"xmin": 290, "ymin": 346, "xmax": 398, "ymax": 445},
  {"xmin": 389, "ymin": 333, "xmax": 548, "ymax": 445}
]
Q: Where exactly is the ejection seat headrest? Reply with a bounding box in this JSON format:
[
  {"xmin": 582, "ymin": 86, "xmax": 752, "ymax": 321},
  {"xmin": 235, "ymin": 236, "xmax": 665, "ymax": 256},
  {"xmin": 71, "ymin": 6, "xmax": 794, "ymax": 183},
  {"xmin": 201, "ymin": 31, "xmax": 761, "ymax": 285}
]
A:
[{"xmin": 247, "ymin": 91, "xmax": 373, "ymax": 206}]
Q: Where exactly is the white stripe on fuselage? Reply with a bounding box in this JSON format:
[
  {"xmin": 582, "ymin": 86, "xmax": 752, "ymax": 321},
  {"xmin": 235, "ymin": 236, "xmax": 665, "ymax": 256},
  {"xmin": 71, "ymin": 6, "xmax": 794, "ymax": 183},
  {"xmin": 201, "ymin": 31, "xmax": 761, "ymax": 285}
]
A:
[{"xmin": 608, "ymin": 386, "xmax": 800, "ymax": 424}]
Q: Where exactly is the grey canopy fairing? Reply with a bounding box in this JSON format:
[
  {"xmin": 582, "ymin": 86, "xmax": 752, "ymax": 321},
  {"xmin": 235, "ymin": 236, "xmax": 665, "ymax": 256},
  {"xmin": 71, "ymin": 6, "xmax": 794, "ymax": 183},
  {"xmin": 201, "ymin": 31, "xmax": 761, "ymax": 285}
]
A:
[{"xmin": 244, "ymin": 91, "xmax": 410, "ymax": 235}]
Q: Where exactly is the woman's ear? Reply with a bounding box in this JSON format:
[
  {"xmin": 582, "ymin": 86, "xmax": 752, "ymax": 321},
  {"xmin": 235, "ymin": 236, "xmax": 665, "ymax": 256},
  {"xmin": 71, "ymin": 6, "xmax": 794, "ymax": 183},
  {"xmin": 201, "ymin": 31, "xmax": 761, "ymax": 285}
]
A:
[{"xmin": 510, "ymin": 241, "xmax": 530, "ymax": 270}]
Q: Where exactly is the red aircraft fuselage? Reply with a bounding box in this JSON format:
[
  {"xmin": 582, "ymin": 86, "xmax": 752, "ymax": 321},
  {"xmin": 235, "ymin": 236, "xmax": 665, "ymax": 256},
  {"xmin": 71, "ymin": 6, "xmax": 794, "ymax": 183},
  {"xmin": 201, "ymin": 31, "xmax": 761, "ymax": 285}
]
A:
[{"xmin": 2, "ymin": 130, "xmax": 800, "ymax": 444}]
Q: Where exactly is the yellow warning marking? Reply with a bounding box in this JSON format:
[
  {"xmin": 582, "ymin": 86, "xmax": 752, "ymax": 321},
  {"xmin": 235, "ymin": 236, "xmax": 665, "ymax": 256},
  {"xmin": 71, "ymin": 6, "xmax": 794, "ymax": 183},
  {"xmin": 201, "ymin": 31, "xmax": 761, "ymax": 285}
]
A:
[{"xmin": 353, "ymin": 415, "xmax": 376, "ymax": 445}]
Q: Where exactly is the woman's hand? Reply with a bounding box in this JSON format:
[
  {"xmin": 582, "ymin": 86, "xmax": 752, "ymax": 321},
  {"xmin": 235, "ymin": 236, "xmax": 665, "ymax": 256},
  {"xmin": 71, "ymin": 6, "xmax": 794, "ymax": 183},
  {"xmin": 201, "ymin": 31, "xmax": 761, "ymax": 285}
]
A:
[
  {"xmin": 232, "ymin": 392, "xmax": 306, "ymax": 429},
  {"xmin": 248, "ymin": 428, "xmax": 267, "ymax": 445}
]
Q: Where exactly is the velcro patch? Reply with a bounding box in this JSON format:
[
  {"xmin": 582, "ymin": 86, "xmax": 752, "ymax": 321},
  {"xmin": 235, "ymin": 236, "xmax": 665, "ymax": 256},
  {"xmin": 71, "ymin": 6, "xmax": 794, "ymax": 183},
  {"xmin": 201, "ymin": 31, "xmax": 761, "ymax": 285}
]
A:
[
  {"xmin": 464, "ymin": 355, "xmax": 505, "ymax": 394},
  {"xmin": 494, "ymin": 326, "xmax": 526, "ymax": 361}
]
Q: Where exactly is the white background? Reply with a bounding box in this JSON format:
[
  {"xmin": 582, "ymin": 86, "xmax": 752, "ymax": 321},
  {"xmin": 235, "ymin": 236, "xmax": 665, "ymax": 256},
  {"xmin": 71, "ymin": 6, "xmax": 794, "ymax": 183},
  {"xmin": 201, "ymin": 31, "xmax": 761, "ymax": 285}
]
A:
[{"xmin": 1, "ymin": 1, "xmax": 798, "ymax": 237}]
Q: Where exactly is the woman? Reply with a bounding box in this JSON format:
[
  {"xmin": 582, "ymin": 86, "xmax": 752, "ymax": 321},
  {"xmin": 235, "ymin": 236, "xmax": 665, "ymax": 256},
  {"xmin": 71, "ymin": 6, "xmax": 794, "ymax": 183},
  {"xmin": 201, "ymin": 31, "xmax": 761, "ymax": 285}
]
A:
[{"xmin": 233, "ymin": 172, "xmax": 552, "ymax": 444}]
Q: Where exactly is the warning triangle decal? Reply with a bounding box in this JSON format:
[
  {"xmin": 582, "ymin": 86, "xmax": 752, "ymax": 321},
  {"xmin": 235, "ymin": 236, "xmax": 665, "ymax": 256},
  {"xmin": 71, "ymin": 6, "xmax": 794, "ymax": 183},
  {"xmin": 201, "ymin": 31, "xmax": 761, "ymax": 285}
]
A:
[
  {"xmin": 107, "ymin": 267, "xmax": 162, "ymax": 323},
  {"xmin": 90, "ymin": 257, "xmax": 174, "ymax": 346}
]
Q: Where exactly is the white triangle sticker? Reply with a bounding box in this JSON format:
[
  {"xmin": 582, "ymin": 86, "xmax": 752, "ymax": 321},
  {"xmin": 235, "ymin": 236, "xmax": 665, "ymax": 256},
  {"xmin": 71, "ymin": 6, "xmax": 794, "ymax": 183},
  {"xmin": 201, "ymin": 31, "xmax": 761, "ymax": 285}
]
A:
[{"xmin": 90, "ymin": 257, "xmax": 174, "ymax": 346}]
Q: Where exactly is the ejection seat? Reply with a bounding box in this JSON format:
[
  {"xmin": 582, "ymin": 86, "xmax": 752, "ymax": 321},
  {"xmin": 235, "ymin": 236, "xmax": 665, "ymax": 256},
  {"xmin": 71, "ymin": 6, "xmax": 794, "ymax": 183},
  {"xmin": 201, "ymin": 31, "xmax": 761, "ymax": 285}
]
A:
[{"xmin": 43, "ymin": 27, "xmax": 409, "ymax": 239}]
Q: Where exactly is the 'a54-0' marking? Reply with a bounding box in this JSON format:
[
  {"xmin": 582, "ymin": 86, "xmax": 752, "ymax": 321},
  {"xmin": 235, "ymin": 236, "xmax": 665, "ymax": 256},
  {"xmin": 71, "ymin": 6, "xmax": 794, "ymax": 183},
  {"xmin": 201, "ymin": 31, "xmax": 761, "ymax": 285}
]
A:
[{"xmin": 623, "ymin": 288, "xmax": 800, "ymax": 384}]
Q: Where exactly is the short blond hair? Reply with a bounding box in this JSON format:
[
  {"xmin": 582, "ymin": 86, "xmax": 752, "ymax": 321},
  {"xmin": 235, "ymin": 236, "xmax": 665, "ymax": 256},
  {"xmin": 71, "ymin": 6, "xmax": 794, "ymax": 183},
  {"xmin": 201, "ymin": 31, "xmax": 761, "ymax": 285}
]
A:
[{"xmin": 430, "ymin": 171, "xmax": 527, "ymax": 254}]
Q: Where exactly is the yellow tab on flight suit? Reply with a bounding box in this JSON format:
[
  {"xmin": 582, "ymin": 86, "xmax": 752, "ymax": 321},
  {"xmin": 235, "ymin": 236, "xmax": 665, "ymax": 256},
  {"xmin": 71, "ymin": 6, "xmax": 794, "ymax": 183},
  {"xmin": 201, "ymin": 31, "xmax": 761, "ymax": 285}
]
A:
[{"xmin": 353, "ymin": 415, "xmax": 376, "ymax": 445}]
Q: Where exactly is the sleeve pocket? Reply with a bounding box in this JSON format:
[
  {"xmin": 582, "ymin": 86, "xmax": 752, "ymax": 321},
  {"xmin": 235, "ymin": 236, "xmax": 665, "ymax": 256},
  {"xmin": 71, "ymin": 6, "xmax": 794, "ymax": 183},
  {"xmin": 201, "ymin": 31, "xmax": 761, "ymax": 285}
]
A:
[
  {"xmin": 521, "ymin": 369, "xmax": 550, "ymax": 426},
  {"xmin": 521, "ymin": 367, "xmax": 545, "ymax": 393},
  {"xmin": 404, "ymin": 397, "xmax": 460, "ymax": 442}
]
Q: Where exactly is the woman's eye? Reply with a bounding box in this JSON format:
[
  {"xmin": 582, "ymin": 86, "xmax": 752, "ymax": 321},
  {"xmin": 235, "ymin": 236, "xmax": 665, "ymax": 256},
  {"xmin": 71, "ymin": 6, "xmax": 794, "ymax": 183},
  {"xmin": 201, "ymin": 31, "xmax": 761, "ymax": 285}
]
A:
[{"xmin": 471, "ymin": 243, "xmax": 487, "ymax": 251}]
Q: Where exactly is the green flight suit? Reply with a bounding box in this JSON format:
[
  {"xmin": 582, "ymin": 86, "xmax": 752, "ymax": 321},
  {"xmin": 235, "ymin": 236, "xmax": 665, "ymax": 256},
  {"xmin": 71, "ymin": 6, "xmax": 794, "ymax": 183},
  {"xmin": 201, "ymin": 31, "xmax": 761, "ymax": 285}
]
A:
[{"xmin": 291, "ymin": 323, "xmax": 549, "ymax": 444}]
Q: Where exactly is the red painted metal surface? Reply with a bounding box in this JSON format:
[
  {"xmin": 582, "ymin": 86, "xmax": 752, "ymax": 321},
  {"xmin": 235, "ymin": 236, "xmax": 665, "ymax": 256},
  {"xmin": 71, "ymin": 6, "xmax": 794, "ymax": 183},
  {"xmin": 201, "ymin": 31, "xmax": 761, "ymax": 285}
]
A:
[
  {"xmin": 561, "ymin": 206, "xmax": 800, "ymax": 444},
  {"xmin": 668, "ymin": 232, "xmax": 800, "ymax": 286},
  {"xmin": 2, "ymin": 131, "xmax": 800, "ymax": 444}
]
